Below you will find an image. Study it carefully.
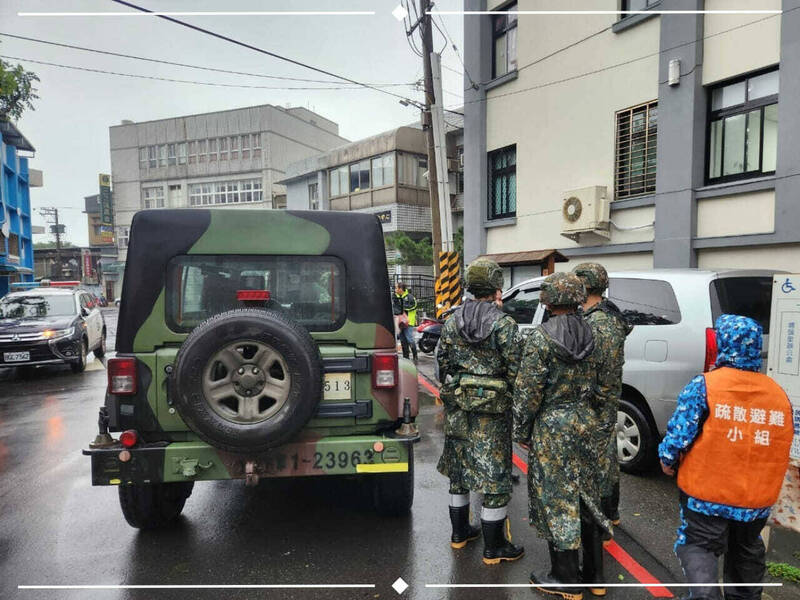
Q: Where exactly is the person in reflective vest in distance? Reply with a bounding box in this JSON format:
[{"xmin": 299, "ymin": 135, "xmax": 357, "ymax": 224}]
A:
[
  {"xmin": 393, "ymin": 282, "xmax": 418, "ymax": 361},
  {"xmin": 659, "ymin": 314, "xmax": 793, "ymax": 600}
]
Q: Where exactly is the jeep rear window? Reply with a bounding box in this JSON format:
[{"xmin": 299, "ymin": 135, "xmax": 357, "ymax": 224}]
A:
[
  {"xmin": 710, "ymin": 277, "xmax": 772, "ymax": 334},
  {"xmin": 607, "ymin": 278, "xmax": 681, "ymax": 326},
  {"xmin": 166, "ymin": 255, "xmax": 346, "ymax": 332}
]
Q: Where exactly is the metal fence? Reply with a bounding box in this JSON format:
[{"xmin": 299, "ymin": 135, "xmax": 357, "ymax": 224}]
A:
[{"xmin": 391, "ymin": 273, "xmax": 436, "ymax": 317}]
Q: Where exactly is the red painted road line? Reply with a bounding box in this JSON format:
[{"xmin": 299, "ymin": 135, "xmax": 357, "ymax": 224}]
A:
[
  {"xmin": 604, "ymin": 540, "xmax": 673, "ymax": 598},
  {"xmin": 418, "ymin": 374, "xmax": 673, "ymax": 598}
]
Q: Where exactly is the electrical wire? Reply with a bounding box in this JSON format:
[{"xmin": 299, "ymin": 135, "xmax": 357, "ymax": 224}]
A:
[
  {"xmin": 434, "ymin": 12, "xmax": 478, "ymax": 90},
  {"xmin": 109, "ymin": 0, "xmax": 424, "ymax": 107},
  {"xmin": 0, "ymin": 54, "xmax": 420, "ymax": 91},
  {"xmin": 0, "ymin": 32, "xmax": 417, "ymax": 87}
]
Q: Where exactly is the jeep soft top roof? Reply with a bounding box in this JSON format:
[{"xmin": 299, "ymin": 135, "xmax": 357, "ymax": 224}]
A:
[{"xmin": 116, "ymin": 209, "xmax": 394, "ymax": 352}]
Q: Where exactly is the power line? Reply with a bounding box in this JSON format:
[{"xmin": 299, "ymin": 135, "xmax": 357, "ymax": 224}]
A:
[
  {"xmin": 433, "ymin": 13, "xmax": 478, "ymax": 90},
  {"xmin": 0, "ymin": 54, "xmax": 418, "ymax": 92},
  {"xmin": 0, "ymin": 32, "xmax": 416, "ymax": 88},
  {"xmin": 109, "ymin": 0, "xmax": 424, "ymax": 107}
]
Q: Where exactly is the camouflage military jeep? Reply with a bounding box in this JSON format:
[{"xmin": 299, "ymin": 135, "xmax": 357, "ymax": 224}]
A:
[{"xmin": 83, "ymin": 209, "xmax": 419, "ymax": 528}]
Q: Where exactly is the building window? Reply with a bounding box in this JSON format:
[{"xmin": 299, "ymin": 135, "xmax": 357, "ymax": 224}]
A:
[
  {"xmin": 178, "ymin": 142, "xmax": 187, "ymax": 165},
  {"xmin": 219, "ymin": 137, "xmax": 228, "ymax": 160},
  {"xmin": 329, "ymin": 165, "xmax": 348, "ymax": 197},
  {"xmin": 158, "ymin": 144, "xmax": 167, "ymax": 167},
  {"xmin": 708, "ymin": 69, "xmax": 779, "ymax": 183},
  {"xmin": 198, "ymin": 139, "xmax": 207, "ymax": 163},
  {"xmin": 142, "ymin": 186, "xmax": 165, "ymax": 209},
  {"xmin": 488, "ymin": 145, "xmax": 516, "ymax": 220},
  {"xmin": 252, "ymin": 133, "xmax": 262, "ymax": 158},
  {"xmin": 492, "ymin": 2, "xmax": 517, "ymax": 79},
  {"xmin": 350, "ymin": 160, "xmax": 370, "ymax": 192},
  {"xmin": 457, "ymin": 146, "xmax": 465, "ymax": 194},
  {"xmin": 188, "ymin": 141, "xmax": 197, "ymax": 164},
  {"xmin": 371, "ymin": 153, "xmax": 395, "ymax": 188},
  {"xmin": 241, "ymin": 134, "xmax": 250, "ymax": 159},
  {"xmin": 139, "ymin": 147, "xmax": 148, "ymax": 170},
  {"xmin": 230, "ymin": 135, "xmax": 239, "ymax": 159},
  {"xmin": 167, "ymin": 143, "xmax": 177, "ymax": 166},
  {"xmin": 308, "ymin": 182, "xmax": 319, "ymax": 209},
  {"xmin": 118, "ymin": 227, "xmax": 130, "ymax": 249},
  {"xmin": 189, "ymin": 179, "xmax": 263, "ymax": 206},
  {"xmin": 148, "ymin": 145, "xmax": 157, "ymax": 168},
  {"xmin": 208, "ymin": 138, "xmax": 218, "ymax": 162},
  {"xmin": 615, "ymin": 101, "xmax": 658, "ymax": 199},
  {"xmin": 621, "ymin": 0, "xmax": 661, "ymax": 11}
]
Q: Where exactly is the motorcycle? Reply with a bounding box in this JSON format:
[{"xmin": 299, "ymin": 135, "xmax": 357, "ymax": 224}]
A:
[{"xmin": 416, "ymin": 317, "xmax": 443, "ymax": 354}]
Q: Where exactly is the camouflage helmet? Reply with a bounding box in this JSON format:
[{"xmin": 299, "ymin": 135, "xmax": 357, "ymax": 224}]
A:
[
  {"xmin": 540, "ymin": 272, "xmax": 587, "ymax": 307},
  {"xmin": 572, "ymin": 262, "xmax": 609, "ymax": 294},
  {"xmin": 465, "ymin": 258, "xmax": 504, "ymax": 296}
]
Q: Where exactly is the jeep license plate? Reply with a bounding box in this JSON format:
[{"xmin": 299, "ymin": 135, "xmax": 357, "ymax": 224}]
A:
[
  {"xmin": 323, "ymin": 373, "xmax": 352, "ymax": 400},
  {"xmin": 4, "ymin": 351, "xmax": 30, "ymax": 362}
]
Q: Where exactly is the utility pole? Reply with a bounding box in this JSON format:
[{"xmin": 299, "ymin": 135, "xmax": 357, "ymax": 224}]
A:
[
  {"xmin": 420, "ymin": 0, "xmax": 442, "ymax": 278},
  {"xmin": 38, "ymin": 207, "xmax": 63, "ymax": 278}
]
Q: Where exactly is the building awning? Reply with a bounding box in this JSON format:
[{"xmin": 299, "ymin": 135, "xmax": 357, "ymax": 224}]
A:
[
  {"xmin": 0, "ymin": 121, "xmax": 35, "ymax": 153},
  {"xmin": 478, "ymin": 249, "xmax": 568, "ymax": 267}
]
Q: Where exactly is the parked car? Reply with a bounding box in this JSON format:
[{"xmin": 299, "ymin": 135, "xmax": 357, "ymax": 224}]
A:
[
  {"xmin": 502, "ymin": 269, "xmax": 779, "ymax": 473},
  {"xmin": 83, "ymin": 209, "xmax": 419, "ymax": 529},
  {"xmin": 0, "ymin": 281, "xmax": 107, "ymax": 373}
]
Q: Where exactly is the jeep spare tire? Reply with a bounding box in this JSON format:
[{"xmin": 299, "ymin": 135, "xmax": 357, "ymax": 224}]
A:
[{"xmin": 171, "ymin": 309, "xmax": 323, "ymax": 453}]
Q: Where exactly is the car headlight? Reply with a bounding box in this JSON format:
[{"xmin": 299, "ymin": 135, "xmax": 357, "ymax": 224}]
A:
[{"xmin": 43, "ymin": 327, "xmax": 75, "ymax": 340}]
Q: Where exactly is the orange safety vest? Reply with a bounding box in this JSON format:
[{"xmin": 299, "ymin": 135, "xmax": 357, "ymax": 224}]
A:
[{"xmin": 677, "ymin": 366, "xmax": 793, "ymax": 509}]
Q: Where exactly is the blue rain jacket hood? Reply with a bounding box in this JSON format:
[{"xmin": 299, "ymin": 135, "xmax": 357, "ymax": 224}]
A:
[{"xmin": 714, "ymin": 314, "xmax": 762, "ymax": 372}]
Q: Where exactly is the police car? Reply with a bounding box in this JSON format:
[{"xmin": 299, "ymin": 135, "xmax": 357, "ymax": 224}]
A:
[{"xmin": 0, "ymin": 281, "xmax": 107, "ymax": 373}]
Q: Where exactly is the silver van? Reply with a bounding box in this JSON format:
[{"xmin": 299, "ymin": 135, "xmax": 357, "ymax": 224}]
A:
[{"xmin": 502, "ymin": 269, "xmax": 778, "ymax": 473}]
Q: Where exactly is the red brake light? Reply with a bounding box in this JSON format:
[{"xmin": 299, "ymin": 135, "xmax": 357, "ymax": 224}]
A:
[
  {"xmin": 108, "ymin": 358, "xmax": 137, "ymax": 395},
  {"xmin": 372, "ymin": 353, "xmax": 398, "ymax": 389},
  {"xmin": 119, "ymin": 429, "xmax": 139, "ymax": 448},
  {"xmin": 704, "ymin": 328, "xmax": 718, "ymax": 372},
  {"xmin": 237, "ymin": 290, "xmax": 271, "ymax": 301}
]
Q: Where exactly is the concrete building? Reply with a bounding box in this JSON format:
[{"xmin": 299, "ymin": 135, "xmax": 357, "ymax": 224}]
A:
[
  {"xmin": 0, "ymin": 122, "xmax": 41, "ymax": 296},
  {"xmin": 463, "ymin": 0, "xmax": 799, "ymax": 282},
  {"xmin": 279, "ymin": 120, "xmax": 465, "ymax": 265},
  {"xmin": 109, "ymin": 104, "xmax": 348, "ymax": 266}
]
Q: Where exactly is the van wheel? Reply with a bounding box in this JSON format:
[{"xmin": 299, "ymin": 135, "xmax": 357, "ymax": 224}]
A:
[
  {"xmin": 118, "ymin": 482, "xmax": 194, "ymax": 529},
  {"xmin": 373, "ymin": 446, "xmax": 414, "ymax": 516},
  {"xmin": 70, "ymin": 340, "xmax": 87, "ymax": 373},
  {"xmin": 94, "ymin": 330, "xmax": 107, "ymax": 358},
  {"xmin": 617, "ymin": 399, "xmax": 657, "ymax": 474}
]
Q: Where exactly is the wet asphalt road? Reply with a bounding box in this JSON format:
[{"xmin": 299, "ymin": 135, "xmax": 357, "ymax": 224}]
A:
[{"xmin": 0, "ymin": 310, "xmax": 797, "ymax": 600}]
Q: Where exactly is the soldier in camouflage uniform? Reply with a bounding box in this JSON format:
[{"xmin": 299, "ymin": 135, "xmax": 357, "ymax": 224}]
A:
[
  {"xmin": 436, "ymin": 258, "xmax": 524, "ymax": 565},
  {"xmin": 573, "ymin": 263, "xmax": 632, "ymax": 529},
  {"xmin": 513, "ymin": 272, "xmax": 612, "ymax": 599}
]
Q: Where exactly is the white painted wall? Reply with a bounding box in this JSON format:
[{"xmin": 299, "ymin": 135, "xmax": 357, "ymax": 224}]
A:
[
  {"xmin": 702, "ymin": 0, "xmax": 781, "ymax": 85},
  {"xmin": 554, "ymin": 252, "xmax": 654, "ymax": 273},
  {"xmin": 697, "ymin": 244, "xmax": 800, "ymax": 271},
  {"xmin": 484, "ymin": 1, "xmax": 660, "ymax": 255},
  {"xmin": 696, "ymin": 190, "xmax": 775, "ymax": 238}
]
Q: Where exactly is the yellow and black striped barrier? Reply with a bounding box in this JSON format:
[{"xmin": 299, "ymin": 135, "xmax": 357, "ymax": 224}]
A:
[{"xmin": 436, "ymin": 251, "xmax": 462, "ymax": 319}]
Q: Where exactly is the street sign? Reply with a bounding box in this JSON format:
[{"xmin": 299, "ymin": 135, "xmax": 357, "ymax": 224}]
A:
[
  {"xmin": 99, "ymin": 173, "xmax": 113, "ymax": 226},
  {"xmin": 50, "ymin": 224, "xmax": 65, "ymax": 234}
]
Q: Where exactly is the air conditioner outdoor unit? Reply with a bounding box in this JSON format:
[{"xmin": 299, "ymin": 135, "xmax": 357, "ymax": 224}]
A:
[
  {"xmin": 447, "ymin": 158, "xmax": 460, "ymax": 172},
  {"xmin": 560, "ymin": 186, "xmax": 611, "ymax": 243}
]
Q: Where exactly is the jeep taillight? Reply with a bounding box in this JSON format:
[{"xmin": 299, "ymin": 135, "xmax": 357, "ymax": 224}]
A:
[
  {"xmin": 108, "ymin": 357, "xmax": 137, "ymax": 395},
  {"xmin": 372, "ymin": 353, "xmax": 398, "ymax": 389},
  {"xmin": 704, "ymin": 328, "xmax": 718, "ymax": 373}
]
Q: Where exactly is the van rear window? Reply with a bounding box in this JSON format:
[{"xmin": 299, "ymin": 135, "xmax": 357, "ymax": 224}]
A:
[
  {"xmin": 166, "ymin": 255, "xmax": 346, "ymax": 332},
  {"xmin": 608, "ymin": 278, "xmax": 681, "ymax": 326},
  {"xmin": 710, "ymin": 277, "xmax": 772, "ymax": 334}
]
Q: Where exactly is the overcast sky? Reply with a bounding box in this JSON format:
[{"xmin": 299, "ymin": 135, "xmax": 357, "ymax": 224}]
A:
[{"xmin": 1, "ymin": 0, "xmax": 465, "ymax": 246}]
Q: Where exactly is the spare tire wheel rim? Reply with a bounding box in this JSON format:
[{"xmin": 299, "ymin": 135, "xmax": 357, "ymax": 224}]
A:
[{"xmin": 202, "ymin": 340, "xmax": 291, "ymax": 424}]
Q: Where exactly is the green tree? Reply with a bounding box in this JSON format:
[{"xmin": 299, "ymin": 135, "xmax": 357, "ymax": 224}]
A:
[
  {"xmin": 34, "ymin": 241, "xmax": 75, "ymax": 249},
  {"xmin": 385, "ymin": 232, "xmax": 433, "ymax": 266},
  {"xmin": 1, "ymin": 56, "xmax": 39, "ymax": 121}
]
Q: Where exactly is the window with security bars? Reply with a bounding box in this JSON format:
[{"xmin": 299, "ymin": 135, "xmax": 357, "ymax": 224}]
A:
[
  {"xmin": 615, "ymin": 101, "xmax": 658, "ymax": 199},
  {"xmin": 488, "ymin": 145, "xmax": 516, "ymax": 220}
]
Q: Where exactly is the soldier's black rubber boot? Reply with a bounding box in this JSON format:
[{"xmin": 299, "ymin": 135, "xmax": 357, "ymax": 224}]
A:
[
  {"xmin": 581, "ymin": 519, "xmax": 606, "ymax": 596},
  {"xmin": 602, "ymin": 482, "xmax": 620, "ymax": 526},
  {"xmin": 530, "ymin": 544, "xmax": 583, "ymax": 600},
  {"xmin": 449, "ymin": 505, "xmax": 479, "ymax": 549},
  {"xmin": 481, "ymin": 518, "xmax": 524, "ymax": 565}
]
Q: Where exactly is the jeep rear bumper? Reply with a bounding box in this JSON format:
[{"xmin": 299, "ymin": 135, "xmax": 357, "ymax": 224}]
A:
[{"xmin": 83, "ymin": 433, "xmax": 415, "ymax": 486}]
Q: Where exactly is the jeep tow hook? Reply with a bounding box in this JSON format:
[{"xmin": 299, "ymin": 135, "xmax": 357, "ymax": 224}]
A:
[{"xmin": 245, "ymin": 461, "xmax": 260, "ymax": 487}]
